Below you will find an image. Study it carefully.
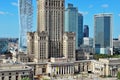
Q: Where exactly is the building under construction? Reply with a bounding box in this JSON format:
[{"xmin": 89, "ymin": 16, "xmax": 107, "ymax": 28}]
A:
[{"xmin": 19, "ymin": 0, "xmax": 33, "ymax": 51}]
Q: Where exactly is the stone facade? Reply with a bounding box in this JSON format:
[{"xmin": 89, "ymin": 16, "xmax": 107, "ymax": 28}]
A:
[
  {"xmin": 34, "ymin": 31, "xmax": 48, "ymax": 63},
  {"xmin": 63, "ymin": 32, "xmax": 76, "ymax": 61},
  {"xmin": 27, "ymin": 31, "xmax": 48, "ymax": 63},
  {"xmin": 0, "ymin": 62, "xmax": 33, "ymax": 80},
  {"xmin": 27, "ymin": 0, "xmax": 76, "ymax": 62},
  {"xmin": 37, "ymin": 0, "xmax": 64, "ymax": 58},
  {"xmin": 47, "ymin": 62, "xmax": 74, "ymax": 76}
]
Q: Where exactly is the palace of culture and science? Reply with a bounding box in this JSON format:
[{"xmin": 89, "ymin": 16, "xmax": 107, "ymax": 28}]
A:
[
  {"xmin": 27, "ymin": 0, "xmax": 75, "ymax": 62},
  {"xmin": 19, "ymin": 0, "xmax": 119, "ymax": 77},
  {"xmin": 26, "ymin": 0, "xmax": 76, "ymax": 75}
]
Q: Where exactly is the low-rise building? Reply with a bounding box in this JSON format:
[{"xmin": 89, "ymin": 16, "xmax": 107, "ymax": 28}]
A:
[
  {"xmin": 18, "ymin": 57, "xmax": 120, "ymax": 78},
  {"xmin": 83, "ymin": 37, "xmax": 93, "ymax": 47},
  {"xmin": 0, "ymin": 60, "xmax": 33, "ymax": 80},
  {"xmin": 113, "ymin": 39, "xmax": 120, "ymax": 48},
  {"xmin": 91, "ymin": 58, "xmax": 120, "ymax": 76}
]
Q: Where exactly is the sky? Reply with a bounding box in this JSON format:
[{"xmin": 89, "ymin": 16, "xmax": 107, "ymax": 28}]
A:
[{"xmin": 0, "ymin": 0, "xmax": 120, "ymax": 38}]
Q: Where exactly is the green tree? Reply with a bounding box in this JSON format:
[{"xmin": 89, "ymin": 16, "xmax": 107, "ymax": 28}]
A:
[
  {"xmin": 21, "ymin": 77, "xmax": 30, "ymax": 80},
  {"xmin": 117, "ymin": 71, "xmax": 120, "ymax": 79}
]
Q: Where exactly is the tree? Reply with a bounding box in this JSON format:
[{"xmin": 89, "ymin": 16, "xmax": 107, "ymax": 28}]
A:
[
  {"xmin": 21, "ymin": 77, "xmax": 30, "ymax": 80},
  {"xmin": 117, "ymin": 71, "xmax": 120, "ymax": 79}
]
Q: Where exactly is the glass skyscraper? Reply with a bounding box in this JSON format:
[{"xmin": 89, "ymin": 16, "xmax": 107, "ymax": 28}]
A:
[
  {"xmin": 65, "ymin": 4, "xmax": 83, "ymax": 49},
  {"xmin": 94, "ymin": 13, "xmax": 113, "ymax": 54},
  {"xmin": 84, "ymin": 25, "xmax": 89, "ymax": 37},
  {"xmin": 78, "ymin": 13, "xmax": 83, "ymax": 47},
  {"xmin": 19, "ymin": 0, "xmax": 33, "ymax": 51}
]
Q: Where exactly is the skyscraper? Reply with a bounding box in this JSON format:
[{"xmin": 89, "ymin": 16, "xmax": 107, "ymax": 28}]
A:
[
  {"xmin": 37, "ymin": 0, "xmax": 64, "ymax": 58},
  {"xmin": 94, "ymin": 13, "xmax": 113, "ymax": 54},
  {"xmin": 78, "ymin": 13, "xmax": 83, "ymax": 47},
  {"xmin": 65, "ymin": 4, "xmax": 83, "ymax": 49},
  {"xmin": 84, "ymin": 25, "xmax": 89, "ymax": 37},
  {"xmin": 19, "ymin": 0, "xmax": 33, "ymax": 51}
]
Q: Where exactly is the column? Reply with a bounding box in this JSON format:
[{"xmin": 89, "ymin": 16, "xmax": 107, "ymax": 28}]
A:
[
  {"xmin": 71, "ymin": 66, "xmax": 73, "ymax": 74},
  {"xmin": 68, "ymin": 66, "xmax": 69, "ymax": 74},
  {"xmin": 53, "ymin": 67, "xmax": 55, "ymax": 75},
  {"xmin": 65, "ymin": 66, "xmax": 67, "ymax": 74},
  {"xmin": 58, "ymin": 67, "xmax": 60, "ymax": 75},
  {"xmin": 59, "ymin": 67, "xmax": 61, "ymax": 75},
  {"xmin": 70, "ymin": 66, "xmax": 71, "ymax": 74},
  {"xmin": 61, "ymin": 66, "xmax": 62, "ymax": 75},
  {"xmin": 72, "ymin": 66, "xmax": 74, "ymax": 74},
  {"xmin": 85, "ymin": 63, "xmax": 87, "ymax": 72},
  {"xmin": 55, "ymin": 67, "xmax": 57, "ymax": 75}
]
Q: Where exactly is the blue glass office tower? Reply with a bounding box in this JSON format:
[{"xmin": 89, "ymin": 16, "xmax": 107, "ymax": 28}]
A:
[
  {"xmin": 84, "ymin": 25, "xmax": 89, "ymax": 37},
  {"xmin": 78, "ymin": 13, "xmax": 83, "ymax": 47},
  {"xmin": 94, "ymin": 13, "xmax": 113, "ymax": 54},
  {"xmin": 65, "ymin": 4, "xmax": 83, "ymax": 49}
]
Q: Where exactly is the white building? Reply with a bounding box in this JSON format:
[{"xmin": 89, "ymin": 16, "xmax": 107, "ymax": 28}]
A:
[
  {"xmin": 83, "ymin": 37, "xmax": 93, "ymax": 47},
  {"xmin": 113, "ymin": 39, "xmax": 120, "ymax": 48}
]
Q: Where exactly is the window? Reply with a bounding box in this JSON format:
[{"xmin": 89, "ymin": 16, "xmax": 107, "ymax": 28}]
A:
[
  {"xmin": 16, "ymin": 76, "xmax": 18, "ymax": 80},
  {"xmin": 2, "ymin": 77, "xmax": 4, "ymax": 80},
  {"xmin": 46, "ymin": 2, "xmax": 47, "ymax": 6},
  {"xmin": 42, "ymin": 68, "xmax": 46, "ymax": 73},
  {"xmin": 9, "ymin": 76, "xmax": 11, "ymax": 80}
]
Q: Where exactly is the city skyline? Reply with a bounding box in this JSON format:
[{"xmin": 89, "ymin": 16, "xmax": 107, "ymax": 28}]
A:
[
  {"xmin": 0, "ymin": 0, "xmax": 120, "ymax": 80},
  {"xmin": 0, "ymin": 0, "xmax": 120, "ymax": 38}
]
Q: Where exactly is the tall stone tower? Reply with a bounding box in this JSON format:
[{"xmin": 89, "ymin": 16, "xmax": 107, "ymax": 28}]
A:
[{"xmin": 37, "ymin": 0, "xmax": 65, "ymax": 58}]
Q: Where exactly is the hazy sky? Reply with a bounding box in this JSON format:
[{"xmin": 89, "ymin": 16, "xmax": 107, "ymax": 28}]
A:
[{"xmin": 0, "ymin": 0, "xmax": 120, "ymax": 38}]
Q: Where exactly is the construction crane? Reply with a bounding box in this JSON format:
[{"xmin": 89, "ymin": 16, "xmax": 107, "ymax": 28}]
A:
[{"xmin": 19, "ymin": 0, "xmax": 33, "ymax": 52}]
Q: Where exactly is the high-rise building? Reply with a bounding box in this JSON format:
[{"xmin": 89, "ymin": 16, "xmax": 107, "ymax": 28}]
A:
[
  {"xmin": 119, "ymin": 35, "xmax": 120, "ymax": 40},
  {"xmin": 94, "ymin": 13, "xmax": 113, "ymax": 54},
  {"xmin": 84, "ymin": 25, "xmax": 89, "ymax": 37},
  {"xmin": 37, "ymin": 0, "xmax": 64, "ymax": 58},
  {"xmin": 65, "ymin": 4, "xmax": 83, "ymax": 49},
  {"xmin": 78, "ymin": 13, "xmax": 83, "ymax": 47},
  {"xmin": 19, "ymin": 0, "xmax": 33, "ymax": 51}
]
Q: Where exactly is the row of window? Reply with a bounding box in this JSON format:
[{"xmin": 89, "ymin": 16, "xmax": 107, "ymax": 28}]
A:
[
  {"xmin": 1, "ymin": 72, "xmax": 19, "ymax": 80},
  {"xmin": 45, "ymin": 1, "xmax": 64, "ymax": 7}
]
